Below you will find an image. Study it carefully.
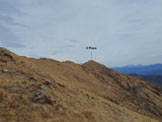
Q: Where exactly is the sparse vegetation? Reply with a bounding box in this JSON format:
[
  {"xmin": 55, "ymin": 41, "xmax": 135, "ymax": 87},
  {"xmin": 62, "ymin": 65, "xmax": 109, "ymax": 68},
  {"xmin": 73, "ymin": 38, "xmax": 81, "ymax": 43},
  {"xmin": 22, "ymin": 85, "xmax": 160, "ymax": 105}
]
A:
[{"xmin": 0, "ymin": 47, "xmax": 161, "ymax": 122}]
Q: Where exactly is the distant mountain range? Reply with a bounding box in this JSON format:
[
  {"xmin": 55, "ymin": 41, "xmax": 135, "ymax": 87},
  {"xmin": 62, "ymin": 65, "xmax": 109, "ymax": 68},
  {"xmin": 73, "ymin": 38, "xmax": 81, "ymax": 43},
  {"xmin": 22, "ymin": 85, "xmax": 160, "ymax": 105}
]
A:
[
  {"xmin": 112, "ymin": 64, "xmax": 162, "ymax": 85},
  {"xmin": 112, "ymin": 64, "xmax": 162, "ymax": 75}
]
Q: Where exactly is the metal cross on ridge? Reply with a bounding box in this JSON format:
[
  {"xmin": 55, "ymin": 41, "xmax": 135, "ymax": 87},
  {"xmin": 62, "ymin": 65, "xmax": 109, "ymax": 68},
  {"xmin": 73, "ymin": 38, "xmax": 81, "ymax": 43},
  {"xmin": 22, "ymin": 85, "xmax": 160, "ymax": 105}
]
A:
[{"xmin": 86, "ymin": 46, "xmax": 97, "ymax": 60}]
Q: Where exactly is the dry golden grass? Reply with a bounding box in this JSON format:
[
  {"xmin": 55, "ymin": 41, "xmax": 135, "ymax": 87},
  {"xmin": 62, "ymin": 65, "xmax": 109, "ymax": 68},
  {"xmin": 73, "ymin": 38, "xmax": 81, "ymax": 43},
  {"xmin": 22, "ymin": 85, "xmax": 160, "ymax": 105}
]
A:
[{"xmin": 0, "ymin": 47, "xmax": 161, "ymax": 122}]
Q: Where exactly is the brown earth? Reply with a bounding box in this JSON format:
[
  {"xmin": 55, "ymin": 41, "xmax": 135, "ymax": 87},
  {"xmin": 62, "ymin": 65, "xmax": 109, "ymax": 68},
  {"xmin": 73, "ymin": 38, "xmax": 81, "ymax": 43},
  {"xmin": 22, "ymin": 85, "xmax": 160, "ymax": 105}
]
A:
[{"xmin": 0, "ymin": 47, "xmax": 162, "ymax": 122}]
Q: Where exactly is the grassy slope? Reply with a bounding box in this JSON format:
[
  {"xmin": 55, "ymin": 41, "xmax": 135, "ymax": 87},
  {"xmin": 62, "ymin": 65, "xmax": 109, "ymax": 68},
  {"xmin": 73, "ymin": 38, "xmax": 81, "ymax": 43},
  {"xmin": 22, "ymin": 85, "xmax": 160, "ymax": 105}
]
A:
[{"xmin": 0, "ymin": 47, "xmax": 161, "ymax": 122}]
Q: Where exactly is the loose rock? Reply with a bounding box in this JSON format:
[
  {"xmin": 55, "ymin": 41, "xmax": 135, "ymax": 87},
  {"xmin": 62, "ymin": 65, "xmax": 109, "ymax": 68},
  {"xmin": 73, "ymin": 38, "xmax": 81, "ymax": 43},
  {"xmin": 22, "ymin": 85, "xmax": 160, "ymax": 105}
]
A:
[
  {"xmin": 33, "ymin": 89, "xmax": 45, "ymax": 102},
  {"xmin": 2, "ymin": 69, "xmax": 15, "ymax": 73},
  {"xmin": 9, "ymin": 86, "xmax": 20, "ymax": 92}
]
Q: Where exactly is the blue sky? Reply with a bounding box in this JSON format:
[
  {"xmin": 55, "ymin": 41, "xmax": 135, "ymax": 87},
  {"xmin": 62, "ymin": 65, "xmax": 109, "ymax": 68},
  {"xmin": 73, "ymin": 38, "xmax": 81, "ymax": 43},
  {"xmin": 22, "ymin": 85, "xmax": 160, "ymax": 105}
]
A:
[{"xmin": 0, "ymin": 0, "xmax": 162, "ymax": 67}]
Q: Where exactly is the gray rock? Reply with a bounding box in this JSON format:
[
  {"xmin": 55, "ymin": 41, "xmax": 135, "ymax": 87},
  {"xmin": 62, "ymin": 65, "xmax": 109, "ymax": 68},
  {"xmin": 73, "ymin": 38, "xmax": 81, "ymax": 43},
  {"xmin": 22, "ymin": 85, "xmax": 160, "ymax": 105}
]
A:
[
  {"xmin": 43, "ymin": 78, "xmax": 51, "ymax": 84},
  {"xmin": 118, "ymin": 109, "xmax": 134, "ymax": 121},
  {"xmin": 9, "ymin": 86, "xmax": 20, "ymax": 92},
  {"xmin": 33, "ymin": 89, "xmax": 45, "ymax": 102},
  {"xmin": 39, "ymin": 69, "xmax": 44, "ymax": 73},
  {"xmin": 2, "ymin": 69, "xmax": 15, "ymax": 73},
  {"xmin": 42, "ymin": 78, "xmax": 57, "ymax": 88},
  {"xmin": 0, "ymin": 48, "xmax": 14, "ymax": 60},
  {"xmin": 41, "ymin": 84, "xmax": 49, "ymax": 90},
  {"xmin": 53, "ymin": 82, "xmax": 57, "ymax": 88},
  {"xmin": 15, "ymin": 75, "xmax": 24, "ymax": 79},
  {"xmin": 43, "ymin": 78, "xmax": 57, "ymax": 88}
]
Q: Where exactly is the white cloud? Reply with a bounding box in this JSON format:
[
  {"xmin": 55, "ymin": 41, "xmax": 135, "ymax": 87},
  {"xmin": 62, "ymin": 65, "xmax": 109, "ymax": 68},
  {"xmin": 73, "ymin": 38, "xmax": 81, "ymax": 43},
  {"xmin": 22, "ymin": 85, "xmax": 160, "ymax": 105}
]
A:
[{"xmin": 1, "ymin": 0, "xmax": 162, "ymax": 66}]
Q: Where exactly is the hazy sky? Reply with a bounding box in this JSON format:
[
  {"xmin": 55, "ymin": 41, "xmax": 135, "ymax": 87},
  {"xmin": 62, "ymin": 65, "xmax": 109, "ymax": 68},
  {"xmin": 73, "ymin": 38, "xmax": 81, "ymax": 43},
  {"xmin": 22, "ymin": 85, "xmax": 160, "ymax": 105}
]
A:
[{"xmin": 1, "ymin": 0, "xmax": 162, "ymax": 67}]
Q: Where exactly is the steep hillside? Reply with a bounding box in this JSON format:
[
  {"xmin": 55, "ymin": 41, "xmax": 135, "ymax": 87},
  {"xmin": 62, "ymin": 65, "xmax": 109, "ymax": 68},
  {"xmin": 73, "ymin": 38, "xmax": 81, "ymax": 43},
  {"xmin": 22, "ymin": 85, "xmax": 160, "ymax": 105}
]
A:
[{"xmin": 0, "ymin": 47, "xmax": 162, "ymax": 122}]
